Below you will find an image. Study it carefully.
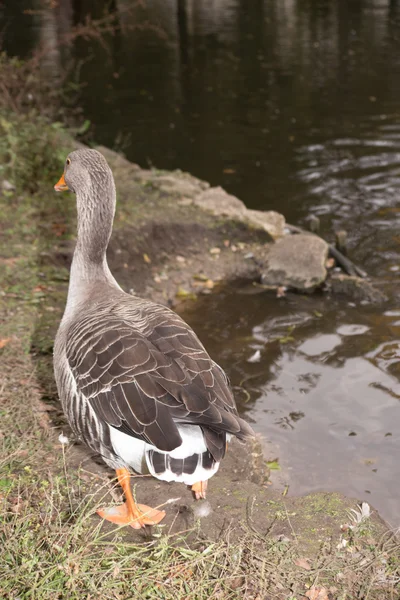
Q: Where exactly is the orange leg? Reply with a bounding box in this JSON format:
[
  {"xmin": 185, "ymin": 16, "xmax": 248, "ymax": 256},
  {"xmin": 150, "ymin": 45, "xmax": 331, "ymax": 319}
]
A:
[
  {"xmin": 97, "ymin": 468, "xmax": 166, "ymax": 529},
  {"xmin": 191, "ymin": 480, "xmax": 208, "ymax": 500}
]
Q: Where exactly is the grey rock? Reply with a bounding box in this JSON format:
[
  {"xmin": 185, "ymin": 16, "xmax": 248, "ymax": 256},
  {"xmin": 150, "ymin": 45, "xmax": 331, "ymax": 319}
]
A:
[
  {"xmin": 261, "ymin": 234, "xmax": 329, "ymax": 291},
  {"xmin": 154, "ymin": 173, "xmax": 209, "ymax": 198},
  {"xmin": 245, "ymin": 209, "xmax": 285, "ymax": 239},
  {"xmin": 327, "ymin": 274, "xmax": 387, "ymax": 304},
  {"xmin": 194, "ymin": 187, "xmax": 285, "ymax": 239},
  {"xmin": 194, "ymin": 186, "xmax": 247, "ymax": 218}
]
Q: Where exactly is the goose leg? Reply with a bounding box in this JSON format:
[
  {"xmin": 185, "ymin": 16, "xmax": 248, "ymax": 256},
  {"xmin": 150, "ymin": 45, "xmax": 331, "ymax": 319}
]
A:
[
  {"xmin": 97, "ymin": 468, "xmax": 166, "ymax": 528},
  {"xmin": 191, "ymin": 480, "xmax": 208, "ymax": 500}
]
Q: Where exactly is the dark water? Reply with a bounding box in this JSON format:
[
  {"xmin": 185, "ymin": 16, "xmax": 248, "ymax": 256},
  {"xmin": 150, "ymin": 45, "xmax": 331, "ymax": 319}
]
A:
[{"xmin": 5, "ymin": 0, "xmax": 400, "ymax": 526}]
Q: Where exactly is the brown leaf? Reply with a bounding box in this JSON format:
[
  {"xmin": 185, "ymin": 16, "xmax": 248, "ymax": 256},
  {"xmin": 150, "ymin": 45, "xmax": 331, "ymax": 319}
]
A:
[
  {"xmin": 305, "ymin": 586, "xmax": 329, "ymax": 600},
  {"xmin": 325, "ymin": 257, "xmax": 335, "ymax": 269},
  {"xmin": 192, "ymin": 279, "xmax": 215, "ymax": 290},
  {"xmin": 294, "ymin": 557, "xmax": 311, "ymax": 570},
  {"xmin": 276, "ymin": 286, "xmax": 287, "ymax": 298},
  {"xmin": 0, "ymin": 338, "xmax": 11, "ymax": 349},
  {"xmin": 112, "ymin": 565, "xmax": 120, "ymax": 578}
]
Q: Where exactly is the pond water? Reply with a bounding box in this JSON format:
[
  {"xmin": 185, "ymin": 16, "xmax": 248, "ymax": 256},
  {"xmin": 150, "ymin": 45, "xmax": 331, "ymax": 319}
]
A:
[{"xmin": 5, "ymin": 0, "xmax": 400, "ymax": 526}]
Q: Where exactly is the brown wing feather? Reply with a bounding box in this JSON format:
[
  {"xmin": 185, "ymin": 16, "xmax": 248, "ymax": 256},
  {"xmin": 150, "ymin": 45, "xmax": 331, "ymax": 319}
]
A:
[{"xmin": 66, "ymin": 301, "xmax": 254, "ymax": 459}]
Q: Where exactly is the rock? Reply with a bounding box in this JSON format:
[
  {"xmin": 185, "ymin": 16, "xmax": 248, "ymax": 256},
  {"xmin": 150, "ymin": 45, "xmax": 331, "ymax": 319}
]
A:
[
  {"xmin": 2, "ymin": 179, "xmax": 15, "ymax": 191},
  {"xmin": 194, "ymin": 186, "xmax": 247, "ymax": 218},
  {"xmin": 327, "ymin": 274, "xmax": 387, "ymax": 304},
  {"xmin": 194, "ymin": 187, "xmax": 285, "ymax": 239},
  {"xmin": 261, "ymin": 234, "xmax": 329, "ymax": 291},
  {"xmin": 245, "ymin": 209, "xmax": 285, "ymax": 239},
  {"xmin": 153, "ymin": 173, "xmax": 208, "ymax": 198}
]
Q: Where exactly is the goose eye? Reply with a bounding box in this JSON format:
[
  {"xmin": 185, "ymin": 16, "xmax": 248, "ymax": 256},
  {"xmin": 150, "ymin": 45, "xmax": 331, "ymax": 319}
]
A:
[{"xmin": 66, "ymin": 158, "xmax": 71, "ymax": 166}]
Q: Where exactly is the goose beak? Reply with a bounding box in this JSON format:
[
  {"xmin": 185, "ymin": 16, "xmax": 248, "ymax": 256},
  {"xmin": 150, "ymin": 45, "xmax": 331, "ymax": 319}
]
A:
[{"xmin": 54, "ymin": 173, "xmax": 69, "ymax": 192}]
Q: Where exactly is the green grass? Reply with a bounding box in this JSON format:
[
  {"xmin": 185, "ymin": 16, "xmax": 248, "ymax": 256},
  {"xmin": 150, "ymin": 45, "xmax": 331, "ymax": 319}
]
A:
[{"xmin": 0, "ymin": 113, "xmax": 400, "ymax": 600}]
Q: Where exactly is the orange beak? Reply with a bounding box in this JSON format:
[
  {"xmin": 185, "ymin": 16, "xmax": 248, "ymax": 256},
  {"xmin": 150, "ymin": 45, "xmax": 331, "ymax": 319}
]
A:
[{"xmin": 54, "ymin": 173, "xmax": 69, "ymax": 192}]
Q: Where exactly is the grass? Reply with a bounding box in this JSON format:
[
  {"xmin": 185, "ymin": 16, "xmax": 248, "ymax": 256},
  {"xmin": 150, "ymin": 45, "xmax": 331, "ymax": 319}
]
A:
[{"xmin": 0, "ymin": 114, "xmax": 400, "ymax": 599}]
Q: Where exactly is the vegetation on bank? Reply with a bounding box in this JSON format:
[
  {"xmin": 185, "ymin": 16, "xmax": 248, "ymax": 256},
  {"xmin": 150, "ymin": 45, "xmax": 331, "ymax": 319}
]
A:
[{"xmin": 0, "ymin": 54, "xmax": 399, "ymax": 599}]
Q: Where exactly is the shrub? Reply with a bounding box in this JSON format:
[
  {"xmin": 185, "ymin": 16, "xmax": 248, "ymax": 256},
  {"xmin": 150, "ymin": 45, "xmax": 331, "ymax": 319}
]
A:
[{"xmin": 0, "ymin": 112, "xmax": 72, "ymax": 192}]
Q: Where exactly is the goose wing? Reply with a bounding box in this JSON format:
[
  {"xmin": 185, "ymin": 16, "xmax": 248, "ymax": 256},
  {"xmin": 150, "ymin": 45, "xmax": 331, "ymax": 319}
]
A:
[{"xmin": 66, "ymin": 309, "xmax": 253, "ymax": 460}]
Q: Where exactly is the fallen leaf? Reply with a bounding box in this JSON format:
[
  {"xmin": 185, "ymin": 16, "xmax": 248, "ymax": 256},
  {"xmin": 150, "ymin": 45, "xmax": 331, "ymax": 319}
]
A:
[
  {"xmin": 0, "ymin": 338, "xmax": 11, "ymax": 349},
  {"xmin": 305, "ymin": 586, "xmax": 329, "ymax": 600},
  {"xmin": 176, "ymin": 287, "xmax": 190, "ymax": 298},
  {"xmin": 223, "ymin": 168, "xmax": 236, "ymax": 174},
  {"xmin": 193, "ymin": 279, "xmax": 215, "ymax": 290},
  {"xmin": 143, "ymin": 253, "xmax": 151, "ymax": 264},
  {"xmin": 276, "ymin": 286, "xmax": 287, "ymax": 298},
  {"xmin": 229, "ymin": 575, "xmax": 244, "ymax": 589},
  {"xmin": 325, "ymin": 257, "xmax": 335, "ymax": 269},
  {"xmin": 176, "ymin": 287, "xmax": 196, "ymax": 301},
  {"xmin": 52, "ymin": 223, "xmax": 66, "ymax": 236},
  {"xmin": 294, "ymin": 557, "xmax": 311, "ymax": 570},
  {"xmin": 266, "ymin": 460, "xmax": 281, "ymax": 471},
  {"xmin": 193, "ymin": 273, "xmax": 209, "ymax": 281},
  {"xmin": 112, "ymin": 565, "xmax": 120, "ymax": 578}
]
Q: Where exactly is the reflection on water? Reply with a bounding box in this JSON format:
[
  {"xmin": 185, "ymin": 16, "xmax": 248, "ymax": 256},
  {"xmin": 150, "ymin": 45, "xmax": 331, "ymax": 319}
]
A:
[
  {"xmin": 182, "ymin": 287, "xmax": 400, "ymax": 526},
  {"xmin": 3, "ymin": 0, "xmax": 400, "ymax": 525}
]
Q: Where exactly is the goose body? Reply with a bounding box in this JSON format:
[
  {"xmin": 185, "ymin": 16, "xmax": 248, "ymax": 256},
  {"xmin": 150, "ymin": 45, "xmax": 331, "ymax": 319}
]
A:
[{"xmin": 53, "ymin": 149, "xmax": 254, "ymax": 528}]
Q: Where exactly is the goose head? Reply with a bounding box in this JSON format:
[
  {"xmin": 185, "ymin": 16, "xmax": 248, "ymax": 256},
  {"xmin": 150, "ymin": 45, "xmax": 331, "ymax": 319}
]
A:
[{"xmin": 54, "ymin": 148, "xmax": 113, "ymax": 196}]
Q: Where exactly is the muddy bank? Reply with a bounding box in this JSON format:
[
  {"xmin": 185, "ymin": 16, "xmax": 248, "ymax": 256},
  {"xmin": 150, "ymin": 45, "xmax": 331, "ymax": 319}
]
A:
[{"xmin": 50, "ymin": 145, "xmax": 385, "ymax": 309}]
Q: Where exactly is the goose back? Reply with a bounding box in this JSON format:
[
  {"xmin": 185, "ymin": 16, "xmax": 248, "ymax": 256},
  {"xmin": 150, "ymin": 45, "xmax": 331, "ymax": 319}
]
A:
[{"xmin": 55, "ymin": 288, "xmax": 253, "ymax": 472}]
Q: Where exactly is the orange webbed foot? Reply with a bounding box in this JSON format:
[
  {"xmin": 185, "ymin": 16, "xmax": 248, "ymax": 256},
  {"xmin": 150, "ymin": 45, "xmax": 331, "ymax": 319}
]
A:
[
  {"xmin": 98, "ymin": 468, "xmax": 166, "ymax": 529},
  {"xmin": 191, "ymin": 480, "xmax": 208, "ymax": 500},
  {"xmin": 97, "ymin": 503, "xmax": 165, "ymax": 529}
]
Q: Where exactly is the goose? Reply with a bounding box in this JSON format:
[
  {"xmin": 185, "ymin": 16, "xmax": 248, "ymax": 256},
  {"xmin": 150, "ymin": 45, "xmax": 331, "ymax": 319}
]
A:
[{"xmin": 53, "ymin": 149, "xmax": 254, "ymax": 529}]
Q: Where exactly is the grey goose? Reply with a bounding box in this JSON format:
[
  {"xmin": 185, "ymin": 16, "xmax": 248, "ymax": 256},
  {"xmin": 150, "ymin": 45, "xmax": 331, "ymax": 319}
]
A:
[{"xmin": 53, "ymin": 149, "xmax": 254, "ymax": 528}]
